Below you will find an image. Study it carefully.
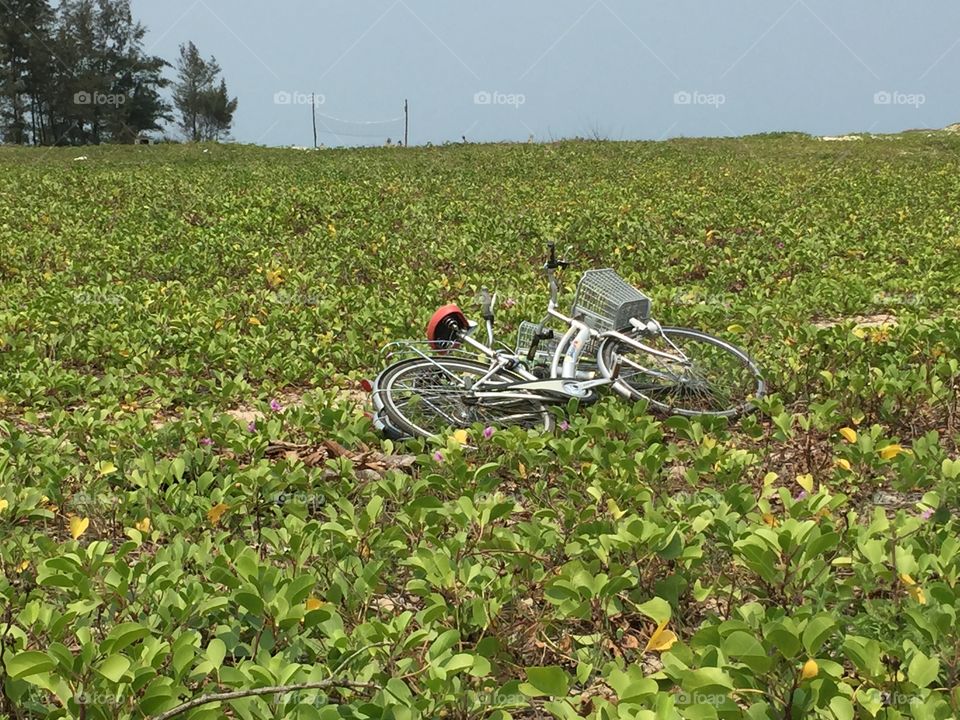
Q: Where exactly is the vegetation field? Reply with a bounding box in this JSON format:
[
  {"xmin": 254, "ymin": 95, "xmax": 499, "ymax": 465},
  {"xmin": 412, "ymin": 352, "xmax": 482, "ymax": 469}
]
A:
[{"xmin": 2, "ymin": 133, "xmax": 960, "ymax": 719}]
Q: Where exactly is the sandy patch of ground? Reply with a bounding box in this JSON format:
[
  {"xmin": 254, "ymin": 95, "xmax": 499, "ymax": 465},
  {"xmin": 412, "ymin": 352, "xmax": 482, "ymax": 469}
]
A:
[{"xmin": 812, "ymin": 313, "xmax": 898, "ymax": 329}]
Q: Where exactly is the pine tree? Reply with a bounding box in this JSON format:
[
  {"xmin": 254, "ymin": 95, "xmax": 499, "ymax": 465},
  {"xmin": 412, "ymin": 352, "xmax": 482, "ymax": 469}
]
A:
[
  {"xmin": 0, "ymin": 0, "xmax": 55, "ymax": 144},
  {"xmin": 0, "ymin": 0, "xmax": 169, "ymax": 145},
  {"xmin": 173, "ymin": 41, "xmax": 237, "ymax": 142}
]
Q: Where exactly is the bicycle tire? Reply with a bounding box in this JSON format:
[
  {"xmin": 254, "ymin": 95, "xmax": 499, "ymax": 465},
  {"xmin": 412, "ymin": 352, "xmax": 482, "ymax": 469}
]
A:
[
  {"xmin": 375, "ymin": 357, "xmax": 555, "ymax": 439},
  {"xmin": 596, "ymin": 326, "xmax": 765, "ymax": 418}
]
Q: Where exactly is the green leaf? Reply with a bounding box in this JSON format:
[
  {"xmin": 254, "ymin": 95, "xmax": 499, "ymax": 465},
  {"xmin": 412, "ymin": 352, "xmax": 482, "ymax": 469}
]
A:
[
  {"xmin": 722, "ymin": 631, "xmax": 772, "ymax": 673},
  {"xmin": 427, "ymin": 629, "xmax": 460, "ymax": 660},
  {"xmin": 103, "ymin": 622, "xmax": 151, "ymax": 654},
  {"xmin": 684, "ymin": 667, "xmax": 734, "ymax": 692},
  {"xmin": 521, "ymin": 666, "xmax": 570, "ymax": 697},
  {"xmin": 842, "ymin": 636, "xmax": 883, "ymax": 679},
  {"xmin": 829, "ymin": 696, "xmax": 854, "ymax": 720},
  {"xmin": 801, "ymin": 615, "xmax": 836, "ymax": 655},
  {"xmin": 6, "ymin": 650, "xmax": 55, "ymax": 678},
  {"xmin": 172, "ymin": 457, "xmax": 186, "ymax": 481},
  {"xmin": 443, "ymin": 653, "xmax": 474, "ymax": 673},
  {"xmin": 907, "ymin": 651, "xmax": 939, "ymax": 688},
  {"xmin": 634, "ymin": 597, "xmax": 672, "ymax": 626},
  {"xmin": 942, "ymin": 458, "xmax": 960, "ymax": 479},
  {"xmin": 98, "ymin": 654, "xmax": 131, "ymax": 682},
  {"xmin": 764, "ymin": 622, "xmax": 802, "ymax": 659},
  {"xmin": 206, "ymin": 638, "xmax": 227, "ymax": 667}
]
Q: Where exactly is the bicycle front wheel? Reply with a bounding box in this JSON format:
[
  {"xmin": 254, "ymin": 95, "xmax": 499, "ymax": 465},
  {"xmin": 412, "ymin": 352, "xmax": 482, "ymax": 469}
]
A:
[
  {"xmin": 375, "ymin": 357, "xmax": 554, "ymax": 439},
  {"xmin": 597, "ymin": 326, "xmax": 765, "ymax": 418}
]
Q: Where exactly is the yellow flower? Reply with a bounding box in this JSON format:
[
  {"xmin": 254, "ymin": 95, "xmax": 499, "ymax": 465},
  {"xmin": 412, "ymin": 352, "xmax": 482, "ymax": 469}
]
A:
[
  {"xmin": 801, "ymin": 659, "xmax": 819, "ymax": 680},
  {"xmin": 265, "ymin": 269, "xmax": 284, "ymax": 288},
  {"xmin": 306, "ymin": 597, "xmax": 325, "ymax": 611},
  {"xmin": 135, "ymin": 517, "xmax": 151, "ymax": 533},
  {"xmin": 879, "ymin": 444, "xmax": 903, "ymax": 460},
  {"xmin": 207, "ymin": 503, "xmax": 229, "ymax": 525},
  {"xmin": 248, "ymin": 316, "xmax": 262, "ymax": 326},
  {"xmin": 644, "ymin": 620, "xmax": 678, "ymax": 653},
  {"xmin": 70, "ymin": 516, "xmax": 90, "ymax": 540},
  {"xmin": 839, "ymin": 427, "xmax": 857, "ymax": 443},
  {"xmin": 796, "ymin": 473, "xmax": 814, "ymax": 494},
  {"xmin": 835, "ymin": 458, "xmax": 852, "ymax": 471},
  {"xmin": 0, "ymin": 499, "xmax": 8, "ymax": 512},
  {"xmin": 451, "ymin": 429, "xmax": 469, "ymax": 446},
  {"xmin": 900, "ymin": 574, "xmax": 927, "ymax": 604}
]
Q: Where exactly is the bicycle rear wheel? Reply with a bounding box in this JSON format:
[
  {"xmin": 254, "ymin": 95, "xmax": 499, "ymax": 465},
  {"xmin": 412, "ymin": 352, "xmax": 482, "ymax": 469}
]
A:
[
  {"xmin": 375, "ymin": 357, "xmax": 554, "ymax": 439},
  {"xmin": 597, "ymin": 326, "xmax": 764, "ymax": 418}
]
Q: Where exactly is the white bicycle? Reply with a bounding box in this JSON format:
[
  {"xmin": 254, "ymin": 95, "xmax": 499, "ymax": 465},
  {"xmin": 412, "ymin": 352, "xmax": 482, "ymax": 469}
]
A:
[{"xmin": 371, "ymin": 244, "xmax": 765, "ymax": 439}]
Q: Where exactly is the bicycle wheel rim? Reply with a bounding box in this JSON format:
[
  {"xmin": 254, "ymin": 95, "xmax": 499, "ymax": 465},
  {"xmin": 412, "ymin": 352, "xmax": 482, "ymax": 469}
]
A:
[
  {"xmin": 376, "ymin": 357, "xmax": 554, "ymax": 439},
  {"xmin": 598, "ymin": 327, "xmax": 765, "ymax": 417}
]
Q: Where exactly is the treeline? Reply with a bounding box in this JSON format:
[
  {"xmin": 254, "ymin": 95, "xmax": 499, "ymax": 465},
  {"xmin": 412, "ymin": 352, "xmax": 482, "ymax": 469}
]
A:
[{"xmin": 0, "ymin": 0, "xmax": 236, "ymax": 145}]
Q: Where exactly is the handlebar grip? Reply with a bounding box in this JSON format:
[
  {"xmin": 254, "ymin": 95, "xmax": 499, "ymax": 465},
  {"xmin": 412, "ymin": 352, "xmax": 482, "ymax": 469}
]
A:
[{"xmin": 479, "ymin": 287, "xmax": 494, "ymax": 319}]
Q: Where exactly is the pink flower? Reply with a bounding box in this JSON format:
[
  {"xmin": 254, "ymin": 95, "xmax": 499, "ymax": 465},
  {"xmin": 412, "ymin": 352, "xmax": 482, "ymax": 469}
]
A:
[
  {"xmin": 920, "ymin": 508, "xmax": 934, "ymax": 520},
  {"xmin": 247, "ymin": 420, "xmax": 257, "ymax": 432},
  {"xmin": 483, "ymin": 426, "xmax": 495, "ymax": 439},
  {"xmin": 503, "ymin": 298, "xmax": 517, "ymax": 309},
  {"xmin": 433, "ymin": 450, "xmax": 444, "ymax": 463},
  {"xmin": 796, "ymin": 490, "xmax": 807, "ymax": 501},
  {"xmin": 559, "ymin": 420, "xmax": 570, "ymax": 431},
  {"xmin": 269, "ymin": 399, "xmax": 283, "ymax": 412},
  {"xmin": 200, "ymin": 437, "xmax": 213, "ymax": 446}
]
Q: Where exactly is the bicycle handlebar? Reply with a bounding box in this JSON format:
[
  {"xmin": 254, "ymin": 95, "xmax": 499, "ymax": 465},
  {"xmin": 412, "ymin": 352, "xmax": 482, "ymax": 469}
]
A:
[
  {"xmin": 479, "ymin": 287, "xmax": 496, "ymax": 320},
  {"xmin": 545, "ymin": 242, "xmax": 570, "ymax": 270}
]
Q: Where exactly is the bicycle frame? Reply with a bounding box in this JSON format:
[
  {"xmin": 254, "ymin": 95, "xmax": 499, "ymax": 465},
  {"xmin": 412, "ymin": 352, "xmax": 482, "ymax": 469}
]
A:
[
  {"xmin": 372, "ymin": 247, "xmax": 763, "ymax": 439},
  {"xmin": 409, "ymin": 262, "xmax": 695, "ymax": 404}
]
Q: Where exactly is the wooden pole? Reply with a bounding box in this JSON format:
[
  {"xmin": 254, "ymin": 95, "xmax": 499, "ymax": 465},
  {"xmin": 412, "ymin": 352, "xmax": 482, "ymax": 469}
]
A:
[
  {"xmin": 404, "ymin": 99, "xmax": 408, "ymax": 147},
  {"xmin": 311, "ymin": 93, "xmax": 318, "ymax": 148}
]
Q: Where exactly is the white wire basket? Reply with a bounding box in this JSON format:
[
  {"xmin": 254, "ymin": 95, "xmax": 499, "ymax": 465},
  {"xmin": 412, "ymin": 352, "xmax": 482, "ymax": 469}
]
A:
[{"xmin": 571, "ymin": 269, "xmax": 651, "ymax": 332}]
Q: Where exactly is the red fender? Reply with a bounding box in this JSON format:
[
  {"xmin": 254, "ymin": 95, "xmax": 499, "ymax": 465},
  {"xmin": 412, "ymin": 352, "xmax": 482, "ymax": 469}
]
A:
[{"xmin": 426, "ymin": 304, "xmax": 468, "ymax": 350}]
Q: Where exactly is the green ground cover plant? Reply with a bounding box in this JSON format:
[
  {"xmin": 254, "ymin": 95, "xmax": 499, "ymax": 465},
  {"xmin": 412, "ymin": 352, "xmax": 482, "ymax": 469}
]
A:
[{"xmin": 2, "ymin": 133, "xmax": 960, "ymax": 718}]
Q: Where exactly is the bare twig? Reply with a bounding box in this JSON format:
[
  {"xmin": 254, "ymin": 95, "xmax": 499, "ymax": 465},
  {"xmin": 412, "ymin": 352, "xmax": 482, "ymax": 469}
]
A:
[{"xmin": 151, "ymin": 679, "xmax": 379, "ymax": 720}]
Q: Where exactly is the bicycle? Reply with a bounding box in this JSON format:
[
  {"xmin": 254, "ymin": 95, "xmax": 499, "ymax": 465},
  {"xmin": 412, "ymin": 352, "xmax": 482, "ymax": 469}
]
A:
[{"xmin": 370, "ymin": 243, "xmax": 765, "ymax": 439}]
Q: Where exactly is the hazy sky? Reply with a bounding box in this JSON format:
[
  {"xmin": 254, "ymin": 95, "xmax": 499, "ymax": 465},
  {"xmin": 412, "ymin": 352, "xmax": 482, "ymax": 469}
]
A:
[{"xmin": 130, "ymin": 0, "xmax": 960, "ymax": 147}]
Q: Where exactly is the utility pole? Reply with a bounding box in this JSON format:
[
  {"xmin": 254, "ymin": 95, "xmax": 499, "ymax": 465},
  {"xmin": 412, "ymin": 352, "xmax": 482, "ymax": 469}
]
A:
[
  {"xmin": 404, "ymin": 99, "xmax": 409, "ymax": 147},
  {"xmin": 311, "ymin": 93, "xmax": 318, "ymax": 149}
]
